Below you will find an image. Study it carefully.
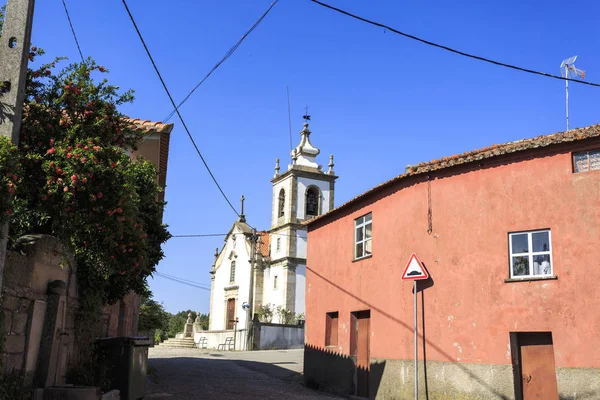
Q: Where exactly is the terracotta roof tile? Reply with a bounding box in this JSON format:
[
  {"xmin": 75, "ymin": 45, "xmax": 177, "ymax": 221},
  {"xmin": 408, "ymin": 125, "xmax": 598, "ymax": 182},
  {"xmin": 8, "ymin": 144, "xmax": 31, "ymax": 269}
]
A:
[
  {"xmin": 306, "ymin": 124, "xmax": 600, "ymax": 225},
  {"xmin": 124, "ymin": 118, "xmax": 174, "ymax": 134},
  {"xmin": 258, "ymin": 231, "xmax": 270, "ymax": 258}
]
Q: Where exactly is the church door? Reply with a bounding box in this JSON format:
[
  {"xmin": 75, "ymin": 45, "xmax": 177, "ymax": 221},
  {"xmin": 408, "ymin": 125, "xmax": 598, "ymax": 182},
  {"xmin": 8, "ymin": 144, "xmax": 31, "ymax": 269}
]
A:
[{"xmin": 226, "ymin": 298, "xmax": 236, "ymax": 330}]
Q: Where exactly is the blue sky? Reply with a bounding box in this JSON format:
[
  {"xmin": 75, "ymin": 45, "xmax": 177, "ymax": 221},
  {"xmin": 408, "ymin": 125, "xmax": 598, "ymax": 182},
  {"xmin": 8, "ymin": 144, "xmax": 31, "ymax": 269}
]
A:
[{"xmin": 31, "ymin": 0, "xmax": 600, "ymax": 313}]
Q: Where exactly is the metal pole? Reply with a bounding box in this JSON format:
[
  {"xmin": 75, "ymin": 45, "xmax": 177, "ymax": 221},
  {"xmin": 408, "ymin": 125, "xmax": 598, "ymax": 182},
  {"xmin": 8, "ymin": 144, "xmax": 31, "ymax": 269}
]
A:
[
  {"xmin": 565, "ymin": 77, "xmax": 569, "ymax": 131},
  {"xmin": 414, "ymin": 280, "xmax": 418, "ymax": 400},
  {"xmin": 0, "ymin": 0, "xmax": 36, "ymax": 290}
]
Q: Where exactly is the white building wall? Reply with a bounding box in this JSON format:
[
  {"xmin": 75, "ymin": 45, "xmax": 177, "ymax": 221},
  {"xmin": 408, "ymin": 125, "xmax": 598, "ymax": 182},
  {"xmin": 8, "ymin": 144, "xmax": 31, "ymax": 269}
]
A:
[
  {"xmin": 296, "ymin": 177, "xmax": 332, "ymax": 220},
  {"xmin": 270, "ymin": 231, "xmax": 288, "ymax": 259},
  {"xmin": 209, "ymin": 230, "xmax": 252, "ymax": 331},
  {"xmin": 294, "ymin": 264, "xmax": 306, "ymax": 316},
  {"xmin": 296, "ymin": 231, "xmax": 307, "ymax": 260}
]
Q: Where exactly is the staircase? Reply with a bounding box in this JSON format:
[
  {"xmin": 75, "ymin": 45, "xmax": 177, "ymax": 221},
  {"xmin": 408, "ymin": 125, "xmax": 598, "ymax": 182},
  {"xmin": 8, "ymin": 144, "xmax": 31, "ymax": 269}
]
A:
[{"xmin": 158, "ymin": 337, "xmax": 196, "ymax": 349}]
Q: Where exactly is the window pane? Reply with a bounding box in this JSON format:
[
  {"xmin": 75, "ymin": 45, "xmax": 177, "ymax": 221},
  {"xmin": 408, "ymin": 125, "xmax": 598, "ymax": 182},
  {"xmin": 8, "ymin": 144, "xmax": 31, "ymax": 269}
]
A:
[
  {"xmin": 511, "ymin": 234, "xmax": 529, "ymax": 254},
  {"xmin": 590, "ymin": 150, "xmax": 600, "ymax": 171},
  {"xmin": 356, "ymin": 216, "xmax": 364, "ymax": 226},
  {"xmin": 356, "ymin": 243, "xmax": 363, "ymax": 258},
  {"xmin": 364, "ymin": 239, "xmax": 372, "ymax": 255},
  {"xmin": 512, "ymin": 256, "xmax": 529, "ymax": 276},
  {"xmin": 365, "ymin": 213, "xmax": 372, "ymax": 222},
  {"xmin": 365, "ymin": 223, "xmax": 372, "ymax": 239},
  {"xmin": 573, "ymin": 152, "xmax": 589, "ymax": 172},
  {"xmin": 356, "ymin": 226, "xmax": 364, "ymax": 242},
  {"xmin": 532, "ymin": 255, "xmax": 551, "ymax": 275},
  {"xmin": 532, "ymin": 231, "xmax": 550, "ymax": 252}
]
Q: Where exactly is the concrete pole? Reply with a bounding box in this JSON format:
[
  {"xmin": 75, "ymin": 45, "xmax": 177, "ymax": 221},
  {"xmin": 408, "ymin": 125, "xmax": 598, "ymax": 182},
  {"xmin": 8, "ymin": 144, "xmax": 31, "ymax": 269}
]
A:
[
  {"xmin": 0, "ymin": 0, "xmax": 36, "ymax": 290},
  {"xmin": 245, "ymin": 229, "xmax": 257, "ymax": 351}
]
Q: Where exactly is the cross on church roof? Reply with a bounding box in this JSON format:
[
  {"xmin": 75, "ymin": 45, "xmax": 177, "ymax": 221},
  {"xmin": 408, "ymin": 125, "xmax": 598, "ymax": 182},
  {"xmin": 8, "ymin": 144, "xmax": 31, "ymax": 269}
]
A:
[
  {"xmin": 239, "ymin": 195, "xmax": 246, "ymax": 222},
  {"xmin": 303, "ymin": 105, "xmax": 311, "ymax": 122}
]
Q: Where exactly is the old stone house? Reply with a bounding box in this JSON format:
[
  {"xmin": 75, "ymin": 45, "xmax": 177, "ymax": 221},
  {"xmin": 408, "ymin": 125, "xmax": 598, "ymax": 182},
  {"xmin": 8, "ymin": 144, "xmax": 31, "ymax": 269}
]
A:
[
  {"xmin": 209, "ymin": 120, "xmax": 338, "ymax": 330},
  {"xmin": 303, "ymin": 125, "xmax": 600, "ymax": 399}
]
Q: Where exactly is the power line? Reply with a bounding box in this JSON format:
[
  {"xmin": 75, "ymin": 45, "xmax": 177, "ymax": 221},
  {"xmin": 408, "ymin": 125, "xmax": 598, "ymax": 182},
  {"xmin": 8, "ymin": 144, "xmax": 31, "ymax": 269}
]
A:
[
  {"xmin": 171, "ymin": 231, "xmax": 308, "ymax": 239},
  {"xmin": 121, "ymin": 0, "xmax": 240, "ymax": 217},
  {"xmin": 172, "ymin": 233, "xmax": 228, "ymax": 238},
  {"xmin": 61, "ymin": 0, "xmax": 84, "ymax": 62},
  {"xmin": 154, "ymin": 272, "xmax": 211, "ymax": 291},
  {"xmin": 163, "ymin": 0, "xmax": 280, "ymax": 123},
  {"xmin": 157, "ymin": 271, "xmax": 211, "ymax": 287},
  {"xmin": 310, "ymin": 0, "xmax": 600, "ymax": 88}
]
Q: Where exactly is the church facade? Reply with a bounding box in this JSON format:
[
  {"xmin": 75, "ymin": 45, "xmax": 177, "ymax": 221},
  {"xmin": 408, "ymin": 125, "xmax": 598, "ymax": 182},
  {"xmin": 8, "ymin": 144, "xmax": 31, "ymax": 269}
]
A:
[{"xmin": 209, "ymin": 120, "xmax": 337, "ymax": 331}]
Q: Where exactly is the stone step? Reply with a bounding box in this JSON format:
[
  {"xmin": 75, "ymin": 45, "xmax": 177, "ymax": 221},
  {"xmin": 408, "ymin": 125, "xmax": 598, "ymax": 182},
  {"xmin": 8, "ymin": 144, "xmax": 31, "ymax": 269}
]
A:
[
  {"xmin": 158, "ymin": 343, "xmax": 197, "ymax": 348},
  {"xmin": 164, "ymin": 340, "xmax": 194, "ymax": 344}
]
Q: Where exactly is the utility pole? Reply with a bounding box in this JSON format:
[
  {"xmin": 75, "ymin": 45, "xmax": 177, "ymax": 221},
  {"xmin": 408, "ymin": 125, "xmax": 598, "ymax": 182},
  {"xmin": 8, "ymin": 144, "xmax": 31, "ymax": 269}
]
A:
[
  {"xmin": 245, "ymin": 228, "xmax": 258, "ymax": 351},
  {"xmin": 0, "ymin": 0, "xmax": 36, "ymax": 290}
]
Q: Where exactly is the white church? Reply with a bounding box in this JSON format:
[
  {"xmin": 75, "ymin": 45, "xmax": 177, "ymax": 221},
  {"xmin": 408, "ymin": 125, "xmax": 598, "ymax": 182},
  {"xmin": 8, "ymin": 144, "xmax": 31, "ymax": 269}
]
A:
[{"xmin": 208, "ymin": 118, "xmax": 337, "ymax": 331}]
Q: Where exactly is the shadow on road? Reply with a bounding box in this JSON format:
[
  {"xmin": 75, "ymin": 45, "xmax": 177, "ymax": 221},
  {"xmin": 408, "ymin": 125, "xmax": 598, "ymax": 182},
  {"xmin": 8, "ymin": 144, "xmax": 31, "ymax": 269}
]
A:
[{"xmin": 147, "ymin": 355, "xmax": 339, "ymax": 399}]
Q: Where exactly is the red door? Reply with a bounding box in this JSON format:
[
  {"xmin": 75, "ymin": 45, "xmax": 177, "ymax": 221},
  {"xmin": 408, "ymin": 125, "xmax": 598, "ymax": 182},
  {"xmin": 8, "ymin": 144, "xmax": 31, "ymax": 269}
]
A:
[
  {"xmin": 226, "ymin": 299, "xmax": 236, "ymax": 330},
  {"xmin": 351, "ymin": 310, "xmax": 370, "ymax": 398},
  {"xmin": 518, "ymin": 332, "xmax": 559, "ymax": 400}
]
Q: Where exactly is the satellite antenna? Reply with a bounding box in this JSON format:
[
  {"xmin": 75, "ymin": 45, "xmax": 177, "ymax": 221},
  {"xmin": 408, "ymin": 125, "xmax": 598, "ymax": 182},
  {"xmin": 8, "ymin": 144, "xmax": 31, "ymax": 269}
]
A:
[{"xmin": 560, "ymin": 56, "xmax": 585, "ymax": 131}]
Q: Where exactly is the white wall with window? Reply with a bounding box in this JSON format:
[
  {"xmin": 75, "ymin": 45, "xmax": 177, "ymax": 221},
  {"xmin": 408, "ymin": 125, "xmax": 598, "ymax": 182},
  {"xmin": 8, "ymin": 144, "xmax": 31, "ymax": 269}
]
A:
[
  {"xmin": 509, "ymin": 229, "xmax": 553, "ymax": 278},
  {"xmin": 354, "ymin": 213, "xmax": 372, "ymax": 260}
]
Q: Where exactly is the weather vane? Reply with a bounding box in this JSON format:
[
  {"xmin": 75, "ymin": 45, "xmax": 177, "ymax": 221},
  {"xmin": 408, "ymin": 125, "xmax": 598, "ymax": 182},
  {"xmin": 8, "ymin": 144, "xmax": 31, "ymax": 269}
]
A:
[{"xmin": 303, "ymin": 105, "xmax": 311, "ymax": 122}]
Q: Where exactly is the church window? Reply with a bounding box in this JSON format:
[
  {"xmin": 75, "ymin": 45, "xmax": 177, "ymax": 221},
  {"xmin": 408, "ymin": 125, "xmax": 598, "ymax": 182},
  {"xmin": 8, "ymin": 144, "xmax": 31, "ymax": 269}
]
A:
[
  {"xmin": 306, "ymin": 187, "xmax": 320, "ymax": 217},
  {"xmin": 355, "ymin": 213, "xmax": 372, "ymax": 260},
  {"xmin": 273, "ymin": 275, "xmax": 278, "ymax": 289},
  {"xmin": 276, "ymin": 237, "xmax": 281, "ymax": 251},
  {"xmin": 229, "ymin": 261, "xmax": 236, "ymax": 283},
  {"xmin": 278, "ymin": 189, "xmax": 285, "ymax": 218}
]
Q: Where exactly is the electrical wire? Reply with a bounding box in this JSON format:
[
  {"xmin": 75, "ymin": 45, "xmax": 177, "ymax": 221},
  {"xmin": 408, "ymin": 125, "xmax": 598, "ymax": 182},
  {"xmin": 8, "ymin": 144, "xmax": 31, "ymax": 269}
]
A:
[
  {"xmin": 310, "ymin": 0, "xmax": 600, "ymax": 88},
  {"xmin": 154, "ymin": 272, "xmax": 211, "ymax": 291},
  {"xmin": 121, "ymin": 0, "xmax": 240, "ymax": 217},
  {"xmin": 171, "ymin": 231, "xmax": 308, "ymax": 239},
  {"xmin": 157, "ymin": 271, "xmax": 211, "ymax": 287},
  {"xmin": 163, "ymin": 0, "xmax": 280, "ymax": 123},
  {"xmin": 61, "ymin": 0, "xmax": 84, "ymax": 62}
]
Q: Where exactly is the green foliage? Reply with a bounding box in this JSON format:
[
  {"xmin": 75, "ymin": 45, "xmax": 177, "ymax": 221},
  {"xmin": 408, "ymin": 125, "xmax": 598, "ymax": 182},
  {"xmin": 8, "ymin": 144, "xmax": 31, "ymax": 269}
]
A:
[
  {"xmin": 164, "ymin": 310, "xmax": 209, "ymax": 337},
  {"xmin": 257, "ymin": 304, "xmax": 273, "ymax": 323},
  {"xmin": 138, "ymin": 295, "xmax": 169, "ymax": 333},
  {"xmin": 0, "ymin": 137, "xmax": 20, "ymax": 232},
  {"xmin": 0, "ymin": 370, "xmax": 26, "ymax": 400},
  {"xmin": 7, "ymin": 54, "xmax": 170, "ymax": 306},
  {"xmin": 276, "ymin": 305, "xmax": 296, "ymax": 325}
]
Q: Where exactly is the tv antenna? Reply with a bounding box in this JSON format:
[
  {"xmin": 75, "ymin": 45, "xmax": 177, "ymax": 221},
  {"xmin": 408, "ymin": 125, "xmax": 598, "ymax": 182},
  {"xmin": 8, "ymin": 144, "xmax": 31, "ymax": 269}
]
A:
[{"xmin": 560, "ymin": 56, "xmax": 585, "ymax": 131}]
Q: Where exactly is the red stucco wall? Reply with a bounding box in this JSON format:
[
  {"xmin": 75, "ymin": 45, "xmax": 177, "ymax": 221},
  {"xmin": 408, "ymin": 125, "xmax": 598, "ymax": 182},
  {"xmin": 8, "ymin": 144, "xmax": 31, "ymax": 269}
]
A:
[{"xmin": 306, "ymin": 139, "xmax": 600, "ymax": 369}]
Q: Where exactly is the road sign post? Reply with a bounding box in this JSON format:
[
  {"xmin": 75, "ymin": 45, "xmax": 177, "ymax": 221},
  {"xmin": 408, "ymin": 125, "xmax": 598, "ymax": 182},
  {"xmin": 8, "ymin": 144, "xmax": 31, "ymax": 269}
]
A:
[{"xmin": 401, "ymin": 253, "xmax": 429, "ymax": 400}]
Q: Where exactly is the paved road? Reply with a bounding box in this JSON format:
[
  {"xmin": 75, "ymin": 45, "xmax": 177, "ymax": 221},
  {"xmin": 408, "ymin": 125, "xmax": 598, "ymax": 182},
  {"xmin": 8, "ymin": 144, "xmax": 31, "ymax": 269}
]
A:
[{"xmin": 146, "ymin": 347, "xmax": 340, "ymax": 399}]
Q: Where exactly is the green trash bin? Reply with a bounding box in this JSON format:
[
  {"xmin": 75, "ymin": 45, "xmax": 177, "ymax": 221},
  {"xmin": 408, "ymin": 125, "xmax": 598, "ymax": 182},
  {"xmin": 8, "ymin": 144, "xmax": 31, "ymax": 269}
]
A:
[{"xmin": 96, "ymin": 337, "xmax": 152, "ymax": 400}]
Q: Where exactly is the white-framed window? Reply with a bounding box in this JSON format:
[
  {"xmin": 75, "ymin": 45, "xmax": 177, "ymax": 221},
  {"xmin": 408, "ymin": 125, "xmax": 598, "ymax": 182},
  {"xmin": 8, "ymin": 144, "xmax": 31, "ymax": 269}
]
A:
[
  {"xmin": 276, "ymin": 237, "xmax": 281, "ymax": 251},
  {"xmin": 354, "ymin": 213, "xmax": 372, "ymax": 260},
  {"xmin": 573, "ymin": 149, "xmax": 600, "ymax": 173},
  {"xmin": 273, "ymin": 275, "xmax": 278, "ymax": 289},
  {"xmin": 509, "ymin": 230, "xmax": 553, "ymax": 278}
]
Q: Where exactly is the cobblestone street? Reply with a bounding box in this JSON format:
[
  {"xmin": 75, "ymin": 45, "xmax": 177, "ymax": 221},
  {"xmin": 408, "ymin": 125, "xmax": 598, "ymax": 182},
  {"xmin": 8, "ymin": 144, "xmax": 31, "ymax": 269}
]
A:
[{"xmin": 146, "ymin": 347, "xmax": 340, "ymax": 399}]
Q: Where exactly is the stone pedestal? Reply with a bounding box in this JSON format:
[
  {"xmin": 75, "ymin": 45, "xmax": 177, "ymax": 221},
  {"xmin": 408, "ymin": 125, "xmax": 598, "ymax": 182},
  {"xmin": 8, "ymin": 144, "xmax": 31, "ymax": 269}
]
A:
[{"xmin": 183, "ymin": 313, "xmax": 194, "ymax": 338}]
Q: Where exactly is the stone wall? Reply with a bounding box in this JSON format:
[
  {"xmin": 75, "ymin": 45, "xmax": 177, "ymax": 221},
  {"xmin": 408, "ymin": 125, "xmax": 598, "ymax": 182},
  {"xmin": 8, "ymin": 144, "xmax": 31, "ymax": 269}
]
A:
[{"xmin": 1, "ymin": 234, "xmax": 139, "ymax": 390}]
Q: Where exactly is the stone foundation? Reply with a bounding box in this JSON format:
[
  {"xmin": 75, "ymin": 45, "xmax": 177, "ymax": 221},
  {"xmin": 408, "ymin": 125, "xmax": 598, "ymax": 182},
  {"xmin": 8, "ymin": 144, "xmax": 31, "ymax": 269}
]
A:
[{"xmin": 304, "ymin": 347, "xmax": 600, "ymax": 399}]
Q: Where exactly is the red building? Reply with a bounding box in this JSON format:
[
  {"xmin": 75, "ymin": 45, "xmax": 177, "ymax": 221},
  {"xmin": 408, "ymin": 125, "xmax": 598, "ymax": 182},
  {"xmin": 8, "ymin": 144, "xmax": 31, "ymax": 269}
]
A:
[{"xmin": 304, "ymin": 125, "xmax": 600, "ymax": 399}]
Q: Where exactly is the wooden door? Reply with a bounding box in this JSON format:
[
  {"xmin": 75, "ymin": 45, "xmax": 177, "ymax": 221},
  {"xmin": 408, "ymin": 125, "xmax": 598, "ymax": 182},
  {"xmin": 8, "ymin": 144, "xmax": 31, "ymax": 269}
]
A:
[
  {"xmin": 226, "ymin": 299, "xmax": 236, "ymax": 330},
  {"xmin": 351, "ymin": 310, "xmax": 370, "ymax": 398},
  {"xmin": 518, "ymin": 332, "xmax": 558, "ymax": 400}
]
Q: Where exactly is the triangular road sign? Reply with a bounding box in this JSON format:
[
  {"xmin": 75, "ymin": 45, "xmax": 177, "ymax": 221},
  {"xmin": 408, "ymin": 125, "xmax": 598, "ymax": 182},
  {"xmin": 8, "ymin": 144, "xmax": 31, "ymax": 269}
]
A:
[{"xmin": 401, "ymin": 253, "xmax": 429, "ymax": 280}]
